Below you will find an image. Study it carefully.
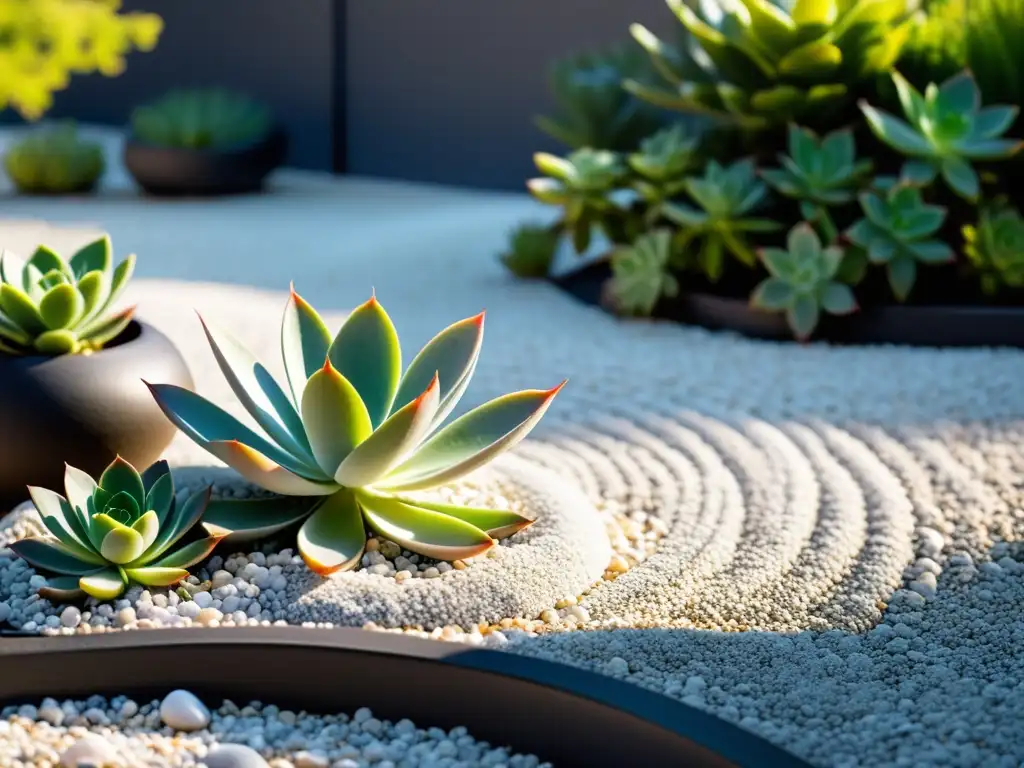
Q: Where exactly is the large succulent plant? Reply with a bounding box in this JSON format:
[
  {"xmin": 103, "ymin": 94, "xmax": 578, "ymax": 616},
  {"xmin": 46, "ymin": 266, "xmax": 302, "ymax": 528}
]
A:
[
  {"xmin": 0, "ymin": 236, "xmax": 136, "ymax": 356},
  {"xmin": 751, "ymin": 222, "xmax": 857, "ymax": 339},
  {"xmin": 845, "ymin": 185, "xmax": 953, "ymax": 300},
  {"xmin": 500, "ymin": 223, "xmax": 560, "ymax": 278},
  {"xmin": 3, "ymin": 123, "xmax": 105, "ymax": 195},
  {"xmin": 8, "ymin": 458, "xmax": 226, "ymax": 601},
  {"xmin": 626, "ymin": 0, "xmax": 916, "ymax": 131},
  {"xmin": 662, "ymin": 158, "xmax": 780, "ymax": 280},
  {"xmin": 628, "ymin": 124, "xmax": 700, "ymax": 223},
  {"xmin": 148, "ymin": 290, "xmax": 563, "ymax": 575},
  {"xmin": 761, "ymin": 125, "xmax": 872, "ymax": 241},
  {"xmin": 860, "ymin": 71, "xmax": 1022, "ymax": 200},
  {"xmin": 963, "ymin": 203, "xmax": 1024, "ymax": 295},
  {"xmin": 131, "ymin": 89, "xmax": 273, "ymax": 150},
  {"xmin": 608, "ymin": 229, "xmax": 679, "ymax": 316},
  {"xmin": 534, "ymin": 43, "xmax": 665, "ymax": 151},
  {"xmin": 528, "ymin": 148, "xmax": 629, "ymax": 253}
]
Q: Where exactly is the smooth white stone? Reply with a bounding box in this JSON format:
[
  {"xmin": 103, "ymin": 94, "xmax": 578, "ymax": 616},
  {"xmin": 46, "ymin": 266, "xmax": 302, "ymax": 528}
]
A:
[{"xmin": 158, "ymin": 689, "xmax": 210, "ymax": 731}]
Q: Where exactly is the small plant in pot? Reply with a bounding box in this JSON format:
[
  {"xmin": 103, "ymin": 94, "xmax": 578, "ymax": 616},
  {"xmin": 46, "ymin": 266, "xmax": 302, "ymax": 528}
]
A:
[
  {"xmin": 0, "ymin": 236, "xmax": 192, "ymax": 511},
  {"xmin": 2, "ymin": 123, "xmax": 105, "ymax": 195},
  {"xmin": 123, "ymin": 88, "xmax": 287, "ymax": 196}
]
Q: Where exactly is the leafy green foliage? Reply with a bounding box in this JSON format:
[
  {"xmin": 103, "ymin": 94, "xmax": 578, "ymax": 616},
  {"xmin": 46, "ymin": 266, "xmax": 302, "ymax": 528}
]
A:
[
  {"xmin": 0, "ymin": 235, "xmax": 136, "ymax": 356},
  {"xmin": 751, "ymin": 223, "xmax": 857, "ymax": 340},
  {"xmin": 860, "ymin": 71, "xmax": 1022, "ymax": 200},
  {"xmin": 896, "ymin": 0, "xmax": 967, "ymax": 88},
  {"xmin": 9, "ymin": 458, "xmax": 225, "ymax": 601},
  {"xmin": 528, "ymin": 148, "xmax": 629, "ymax": 253},
  {"xmin": 962, "ymin": 0, "xmax": 1024, "ymax": 107},
  {"xmin": 3, "ymin": 122, "xmax": 104, "ymax": 194},
  {"xmin": 148, "ymin": 290, "xmax": 562, "ymax": 574},
  {"xmin": 963, "ymin": 202, "xmax": 1024, "ymax": 295},
  {"xmin": 628, "ymin": 124, "xmax": 700, "ymax": 222},
  {"xmin": 0, "ymin": 0, "xmax": 162, "ymax": 120},
  {"xmin": 845, "ymin": 185, "xmax": 954, "ymax": 300},
  {"xmin": 535, "ymin": 43, "xmax": 665, "ymax": 151},
  {"xmin": 131, "ymin": 89, "xmax": 273, "ymax": 150},
  {"xmin": 626, "ymin": 0, "xmax": 916, "ymax": 131},
  {"xmin": 609, "ymin": 229, "xmax": 679, "ymax": 315},
  {"xmin": 500, "ymin": 223, "xmax": 560, "ymax": 278},
  {"xmin": 662, "ymin": 158, "xmax": 781, "ymax": 280}
]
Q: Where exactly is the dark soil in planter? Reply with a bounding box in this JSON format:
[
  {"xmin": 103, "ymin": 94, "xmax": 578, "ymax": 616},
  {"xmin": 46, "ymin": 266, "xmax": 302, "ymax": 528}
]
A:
[
  {"xmin": 123, "ymin": 128, "xmax": 287, "ymax": 197},
  {"xmin": 553, "ymin": 261, "xmax": 1024, "ymax": 347},
  {"xmin": 0, "ymin": 629, "xmax": 810, "ymax": 768},
  {"xmin": 0, "ymin": 321, "xmax": 193, "ymax": 512}
]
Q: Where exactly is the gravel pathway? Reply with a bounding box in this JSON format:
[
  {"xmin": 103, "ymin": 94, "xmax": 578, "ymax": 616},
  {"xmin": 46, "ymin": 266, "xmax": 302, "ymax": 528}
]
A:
[{"xmin": 1, "ymin": 151, "xmax": 1024, "ymax": 766}]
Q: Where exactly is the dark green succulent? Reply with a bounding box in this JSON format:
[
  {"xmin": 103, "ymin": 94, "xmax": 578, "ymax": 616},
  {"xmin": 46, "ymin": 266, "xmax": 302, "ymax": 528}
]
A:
[
  {"xmin": 751, "ymin": 222, "xmax": 857, "ymax": 340},
  {"xmin": 608, "ymin": 229, "xmax": 679, "ymax": 316},
  {"xmin": 845, "ymin": 185, "xmax": 953, "ymax": 300},
  {"xmin": 500, "ymin": 223, "xmax": 561, "ymax": 278},
  {"xmin": 761, "ymin": 125, "xmax": 872, "ymax": 241},
  {"xmin": 662, "ymin": 158, "xmax": 781, "ymax": 280},
  {"xmin": 131, "ymin": 89, "xmax": 273, "ymax": 150},
  {"xmin": 628, "ymin": 124, "xmax": 700, "ymax": 223},
  {"xmin": 963, "ymin": 202, "xmax": 1024, "ymax": 295},
  {"xmin": 860, "ymin": 71, "xmax": 1022, "ymax": 200},
  {"xmin": 3, "ymin": 123, "xmax": 104, "ymax": 195},
  {"xmin": 528, "ymin": 149, "xmax": 629, "ymax": 253},
  {"xmin": 534, "ymin": 43, "xmax": 665, "ymax": 151}
]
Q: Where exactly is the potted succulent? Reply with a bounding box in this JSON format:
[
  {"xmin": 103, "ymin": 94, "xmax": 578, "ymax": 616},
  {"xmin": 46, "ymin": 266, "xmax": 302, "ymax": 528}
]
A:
[
  {"xmin": 2, "ymin": 123, "xmax": 105, "ymax": 195},
  {"xmin": 123, "ymin": 88, "xmax": 287, "ymax": 196},
  {"xmin": 0, "ymin": 236, "xmax": 192, "ymax": 510},
  {"xmin": 504, "ymin": 0, "xmax": 1024, "ymax": 347}
]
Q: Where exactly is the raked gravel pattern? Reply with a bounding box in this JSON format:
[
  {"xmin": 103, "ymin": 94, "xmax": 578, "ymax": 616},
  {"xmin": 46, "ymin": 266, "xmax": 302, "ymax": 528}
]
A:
[{"xmin": 1, "ymin": 196, "xmax": 1023, "ymax": 766}]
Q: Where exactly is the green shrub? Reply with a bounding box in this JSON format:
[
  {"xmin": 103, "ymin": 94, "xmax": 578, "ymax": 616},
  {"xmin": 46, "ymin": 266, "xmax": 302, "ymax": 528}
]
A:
[
  {"xmin": 131, "ymin": 89, "xmax": 273, "ymax": 150},
  {"xmin": 3, "ymin": 123, "xmax": 104, "ymax": 195}
]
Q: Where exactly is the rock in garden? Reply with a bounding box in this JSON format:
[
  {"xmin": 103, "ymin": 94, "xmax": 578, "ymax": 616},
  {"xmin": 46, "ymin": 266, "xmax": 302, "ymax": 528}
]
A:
[
  {"xmin": 204, "ymin": 744, "xmax": 270, "ymax": 768},
  {"xmin": 59, "ymin": 733, "xmax": 121, "ymax": 767},
  {"xmin": 158, "ymin": 689, "xmax": 210, "ymax": 731}
]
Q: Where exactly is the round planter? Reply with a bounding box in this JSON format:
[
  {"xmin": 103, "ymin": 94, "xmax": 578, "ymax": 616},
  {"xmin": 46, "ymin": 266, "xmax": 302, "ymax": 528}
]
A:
[
  {"xmin": 554, "ymin": 261, "xmax": 1024, "ymax": 347},
  {"xmin": 0, "ymin": 629, "xmax": 809, "ymax": 768},
  {"xmin": 0, "ymin": 321, "xmax": 193, "ymax": 511},
  {"xmin": 123, "ymin": 128, "xmax": 287, "ymax": 197}
]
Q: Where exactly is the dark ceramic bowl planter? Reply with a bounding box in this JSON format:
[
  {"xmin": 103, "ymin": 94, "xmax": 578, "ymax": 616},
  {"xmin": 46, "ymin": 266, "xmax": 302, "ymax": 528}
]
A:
[
  {"xmin": 0, "ymin": 629, "xmax": 808, "ymax": 768},
  {"xmin": 0, "ymin": 321, "xmax": 193, "ymax": 512},
  {"xmin": 123, "ymin": 128, "xmax": 287, "ymax": 197},
  {"xmin": 554, "ymin": 261, "xmax": 1024, "ymax": 348}
]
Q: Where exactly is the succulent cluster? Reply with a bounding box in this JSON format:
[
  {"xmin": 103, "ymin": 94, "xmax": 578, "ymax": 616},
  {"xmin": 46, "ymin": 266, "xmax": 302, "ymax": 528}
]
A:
[
  {"xmin": 2, "ymin": 123, "xmax": 105, "ymax": 195},
  {"xmin": 503, "ymin": 0, "xmax": 1024, "ymax": 339},
  {"xmin": 0, "ymin": 236, "xmax": 136, "ymax": 356},
  {"xmin": 131, "ymin": 89, "xmax": 273, "ymax": 150},
  {"xmin": 148, "ymin": 289, "xmax": 561, "ymax": 574}
]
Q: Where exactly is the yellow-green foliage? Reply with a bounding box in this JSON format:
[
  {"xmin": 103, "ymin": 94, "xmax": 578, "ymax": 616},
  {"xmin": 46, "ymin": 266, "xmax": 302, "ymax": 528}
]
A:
[
  {"xmin": 3, "ymin": 122, "xmax": 104, "ymax": 194},
  {"xmin": 898, "ymin": 0, "xmax": 967, "ymax": 88},
  {"xmin": 0, "ymin": 0, "xmax": 163, "ymax": 120}
]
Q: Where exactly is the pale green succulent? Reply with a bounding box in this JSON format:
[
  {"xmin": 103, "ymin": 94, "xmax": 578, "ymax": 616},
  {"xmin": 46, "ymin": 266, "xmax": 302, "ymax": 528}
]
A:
[
  {"xmin": 0, "ymin": 236, "xmax": 136, "ymax": 356},
  {"xmin": 3, "ymin": 122, "xmax": 105, "ymax": 195},
  {"xmin": 609, "ymin": 229, "xmax": 679, "ymax": 316},
  {"xmin": 628, "ymin": 124, "xmax": 700, "ymax": 223},
  {"xmin": 963, "ymin": 203, "xmax": 1024, "ymax": 295},
  {"xmin": 500, "ymin": 223, "xmax": 560, "ymax": 279},
  {"xmin": 662, "ymin": 158, "xmax": 781, "ymax": 280},
  {"xmin": 860, "ymin": 70, "xmax": 1022, "ymax": 200},
  {"xmin": 751, "ymin": 222, "xmax": 857, "ymax": 340},
  {"xmin": 148, "ymin": 289, "xmax": 563, "ymax": 575},
  {"xmin": 131, "ymin": 89, "xmax": 273, "ymax": 150},
  {"xmin": 9, "ymin": 458, "xmax": 227, "ymax": 601}
]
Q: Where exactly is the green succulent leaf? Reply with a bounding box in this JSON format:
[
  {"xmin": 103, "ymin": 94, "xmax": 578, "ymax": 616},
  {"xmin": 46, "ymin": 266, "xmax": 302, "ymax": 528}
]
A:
[
  {"xmin": 860, "ymin": 102, "xmax": 931, "ymax": 155},
  {"xmin": 202, "ymin": 496, "xmax": 321, "ymax": 543},
  {"xmin": 79, "ymin": 567, "xmax": 128, "ymax": 600},
  {"xmin": 939, "ymin": 156, "xmax": 979, "ymax": 200},
  {"xmin": 78, "ymin": 306, "xmax": 134, "ymax": 349},
  {"xmin": 0, "ymin": 284, "xmax": 47, "ymax": 335},
  {"xmin": 302, "ymin": 362, "xmax": 374, "ymax": 476},
  {"xmin": 148, "ymin": 524, "xmax": 229, "ymax": 569},
  {"xmin": 98, "ymin": 456, "xmax": 146, "ymax": 512},
  {"xmin": 132, "ymin": 487, "xmax": 212, "ymax": 565},
  {"xmin": 122, "ymin": 566, "xmax": 189, "ymax": 587},
  {"xmin": 281, "ymin": 286, "xmax": 333, "ymax": 405},
  {"xmin": 38, "ymin": 284, "xmax": 85, "ymax": 330},
  {"xmin": 609, "ymin": 230, "xmax": 679, "ymax": 316},
  {"xmin": 296, "ymin": 490, "xmax": 366, "ymax": 575},
  {"xmin": 37, "ymin": 575, "xmax": 86, "ymax": 603},
  {"xmin": 399, "ymin": 496, "xmax": 534, "ymax": 539},
  {"xmin": 888, "ymin": 256, "xmax": 917, "ymax": 300},
  {"xmin": 821, "ymin": 282, "xmax": 857, "ymax": 313},
  {"xmin": 69, "ymin": 236, "xmax": 112, "ymax": 279},
  {"xmin": 787, "ymin": 294, "xmax": 820, "ymax": 340},
  {"xmin": 8, "ymin": 537, "xmax": 99, "ymax": 575},
  {"xmin": 750, "ymin": 277, "xmax": 795, "ymax": 309}
]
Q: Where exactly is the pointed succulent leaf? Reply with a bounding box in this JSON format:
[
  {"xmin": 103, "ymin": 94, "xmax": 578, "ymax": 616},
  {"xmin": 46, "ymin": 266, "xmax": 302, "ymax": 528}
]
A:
[
  {"xmin": 327, "ymin": 296, "xmax": 402, "ymax": 428},
  {"xmin": 122, "ymin": 567, "xmax": 190, "ymax": 587},
  {"xmin": 63, "ymin": 464, "xmax": 97, "ymax": 529},
  {"xmin": 900, "ymin": 160, "xmax": 937, "ymax": 186},
  {"xmin": 907, "ymin": 241, "xmax": 954, "ymax": 263},
  {"xmin": 29, "ymin": 485, "xmax": 90, "ymax": 551},
  {"xmin": 380, "ymin": 382, "xmax": 566, "ymax": 492},
  {"xmin": 934, "ymin": 71, "xmax": 981, "ymax": 116},
  {"xmin": 133, "ymin": 487, "xmax": 211, "ymax": 565},
  {"xmin": 202, "ymin": 496, "xmax": 321, "ymax": 543},
  {"xmin": 974, "ymin": 106, "xmax": 1018, "ymax": 140},
  {"xmin": 26, "ymin": 245, "xmax": 70, "ymax": 280},
  {"xmin": 301, "ymin": 361, "xmax": 374, "ymax": 476},
  {"xmin": 149, "ymin": 524, "xmax": 230, "ymax": 569},
  {"xmin": 821, "ymin": 282, "xmax": 857, "ymax": 314},
  {"xmin": 396, "ymin": 496, "xmax": 534, "ymax": 539},
  {"xmin": 957, "ymin": 139, "xmax": 1024, "ymax": 160},
  {"xmin": 79, "ymin": 567, "xmax": 128, "ymax": 600},
  {"xmin": 37, "ymin": 575, "xmax": 86, "ymax": 602},
  {"xmin": 141, "ymin": 459, "xmax": 170, "ymax": 493},
  {"xmin": 281, "ymin": 286, "xmax": 333, "ymax": 404},
  {"xmin": 89, "ymin": 252, "xmax": 135, "ymax": 323},
  {"xmin": 76, "ymin": 270, "xmax": 108, "ymax": 322},
  {"xmin": 859, "ymin": 102, "xmax": 931, "ymax": 156},
  {"xmin": 751, "ymin": 277, "xmax": 795, "ymax": 310},
  {"xmin": 206, "ymin": 440, "xmax": 338, "ymax": 496},
  {"xmin": 888, "ymin": 256, "xmax": 917, "ymax": 300},
  {"xmin": 9, "ymin": 537, "xmax": 99, "ymax": 575},
  {"xmin": 357, "ymin": 492, "xmax": 494, "ymax": 562},
  {"xmin": 296, "ymin": 490, "xmax": 366, "ymax": 574},
  {"xmin": 761, "ymin": 248, "xmax": 797, "ymax": 278},
  {"xmin": 940, "ymin": 156, "xmax": 979, "ymax": 200},
  {"xmin": 144, "ymin": 472, "xmax": 175, "ymax": 528},
  {"xmin": 0, "ymin": 250, "xmax": 25, "ymax": 287},
  {"xmin": 68, "ymin": 236, "xmax": 112, "ymax": 278},
  {"xmin": 99, "ymin": 456, "xmax": 146, "ymax": 511},
  {"xmin": 78, "ymin": 306, "xmax": 135, "ymax": 348},
  {"xmin": 787, "ymin": 294, "xmax": 820, "ymax": 340}
]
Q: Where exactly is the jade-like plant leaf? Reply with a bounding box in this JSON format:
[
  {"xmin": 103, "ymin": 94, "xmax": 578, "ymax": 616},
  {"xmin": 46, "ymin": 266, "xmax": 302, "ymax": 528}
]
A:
[
  {"xmin": 122, "ymin": 566, "xmax": 190, "ymax": 587},
  {"xmin": 78, "ymin": 306, "xmax": 136, "ymax": 349},
  {"xmin": 400, "ymin": 496, "xmax": 534, "ymax": 538},
  {"xmin": 296, "ymin": 490, "xmax": 366, "ymax": 575},
  {"xmin": 356, "ymin": 492, "xmax": 494, "ymax": 562},
  {"xmin": 37, "ymin": 575, "xmax": 86, "ymax": 602},
  {"xmin": 68, "ymin": 236, "xmax": 112, "ymax": 279},
  {"xmin": 149, "ymin": 523, "xmax": 230, "ymax": 569},
  {"xmin": 145, "ymin": 472, "xmax": 175, "ymax": 528},
  {"xmin": 205, "ymin": 440, "xmax": 338, "ymax": 496},
  {"xmin": 98, "ymin": 523, "xmax": 146, "ymax": 564},
  {"xmin": 202, "ymin": 496, "xmax": 321, "ymax": 543},
  {"xmin": 26, "ymin": 245, "xmax": 69, "ymax": 280},
  {"xmin": 301, "ymin": 362, "xmax": 374, "ymax": 476},
  {"xmin": 79, "ymin": 567, "xmax": 128, "ymax": 600},
  {"xmin": 28, "ymin": 486, "xmax": 90, "ymax": 552},
  {"xmin": 380, "ymin": 382, "xmax": 566, "ymax": 492},
  {"xmin": 281, "ymin": 285, "xmax": 333, "ymax": 404},
  {"xmin": 0, "ymin": 284, "xmax": 46, "ymax": 335},
  {"xmin": 131, "ymin": 487, "xmax": 212, "ymax": 565},
  {"xmin": 38, "ymin": 285, "xmax": 84, "ymax": 330},
  {"xmin": 8, "ymin": 538, "xmax": 99, "ymax": 575},
  {"xmin": 99, "ymin": 456, "xmax": 146, "ymax": 511}
]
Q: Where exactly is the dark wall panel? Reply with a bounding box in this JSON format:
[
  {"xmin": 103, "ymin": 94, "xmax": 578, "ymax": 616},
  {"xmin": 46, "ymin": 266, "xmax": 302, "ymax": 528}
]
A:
[{"xmin": 344, "ymin": 0, "xmax": 678, "ymax": 190}]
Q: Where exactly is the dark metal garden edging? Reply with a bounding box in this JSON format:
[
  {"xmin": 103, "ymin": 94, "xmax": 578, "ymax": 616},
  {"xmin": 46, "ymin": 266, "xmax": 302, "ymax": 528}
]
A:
[{"xmin": 0, "ymin": 628, "xmax": 809, "ymax": 768}]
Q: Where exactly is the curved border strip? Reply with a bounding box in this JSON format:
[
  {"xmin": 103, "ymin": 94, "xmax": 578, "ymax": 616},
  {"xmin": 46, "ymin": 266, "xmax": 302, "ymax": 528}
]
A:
[{"xmin": 0, "ymin": 628, "xmax": 809, "ymax": 768}]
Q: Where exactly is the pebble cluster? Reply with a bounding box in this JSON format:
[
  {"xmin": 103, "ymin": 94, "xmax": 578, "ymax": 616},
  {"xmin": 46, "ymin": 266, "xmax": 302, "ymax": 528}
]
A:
[{"xmin": 1, "ymin": 690, "xmax": 549, "ymax": 767}]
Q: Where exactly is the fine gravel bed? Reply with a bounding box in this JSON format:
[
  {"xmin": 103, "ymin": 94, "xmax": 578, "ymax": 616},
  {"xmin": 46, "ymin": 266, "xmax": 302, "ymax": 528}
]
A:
[{"xmin": 2, "ymin": 191, "xmax": 1024, "ymax": 767}]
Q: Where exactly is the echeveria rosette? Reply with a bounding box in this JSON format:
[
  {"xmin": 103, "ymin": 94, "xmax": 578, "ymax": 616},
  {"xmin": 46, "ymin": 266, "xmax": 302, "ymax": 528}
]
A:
[
  {"xmin": 845, "ymin": 185, "xmax": 954, "ymax": 301},
  {"xmin": 751, "ymin": 223, "xmax": 857, "ymax": 340},
  {"xmin": 761, "ymin": 125, "xmax": 873, "ymax": 242},
  {"xmin": 662, "ymin": 158, "xmax": 781, "ymax": 281},
  {"xmin": 3, "ymin": 122, "xmax": 105, "ymax": 195},
  {"xmin": 528, "ymin": 149, "xmax": 629, "ymax": 254},
  {"xmin": 625, "ymin": 0, "xmax": 916, "ymax": 131},
  {"xmin": 0, "ymin": 235, "xmax": 136, "ymax": 356},
  {"xmin": 628, "ymin": 124, "xmax": 700, "ymax": 224},
  {"xmin": 147, "ymin": 288, "xmax": 563, "ymax": 575},
  {"xmin": 608, "ymin": 229, "xmax": 679, "ymax": 316},
  {"xmin": 963, "ymin": 203, "xmax": 1024, "ymax": 295},
  {"xmin": 132, "ymin": 89, "xmax": 273, "ymax": 150},
  {"xmin": 9, "ymin": 458, "xmax": 226, "ymax": 601},
  {"xmin": 859, "ymin": 70, "xmax": 1023, "ymax": 201}
]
